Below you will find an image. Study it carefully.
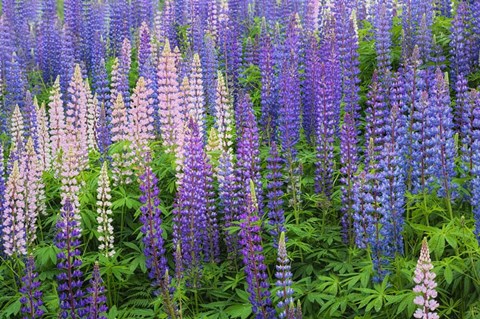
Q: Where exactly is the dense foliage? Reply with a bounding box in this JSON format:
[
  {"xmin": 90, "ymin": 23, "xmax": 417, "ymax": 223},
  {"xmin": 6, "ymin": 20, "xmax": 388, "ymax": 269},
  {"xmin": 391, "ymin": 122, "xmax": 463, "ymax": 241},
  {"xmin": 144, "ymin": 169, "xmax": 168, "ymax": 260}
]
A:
[{"xmin": 1, "ymin": 0, "xmax": 480, "ymax": 318}]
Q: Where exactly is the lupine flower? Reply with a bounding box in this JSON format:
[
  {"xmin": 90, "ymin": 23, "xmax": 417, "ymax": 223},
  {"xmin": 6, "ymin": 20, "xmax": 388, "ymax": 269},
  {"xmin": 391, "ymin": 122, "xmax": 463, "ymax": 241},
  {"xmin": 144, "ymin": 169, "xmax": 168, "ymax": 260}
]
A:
[
  {"xmin": 10, "ymin": 105, "xmax": 25, "ymax": 158},
  {"xmin": 97, "ymin": 162, "xmax": 114, "ymax": 257},
  {"xmin": 173, "ymin": 119, "xmax": 215, "ymax": 278},
  {"xmin": 266, "ymin": 142, "xmax": 285, "ymax": 242},
  {"xmin": 218, "ymin": 150, "xmax": 238, "ymax": 255},
  {"xmin": 188, "ymin": 53, "xmax": 206, "ymax": 139},
  {"xmin": 235, "ymin": 94, "xmax": 263, "ymax": 215},
  {"xmin": 48, "ymin": 77, "xmax": 65, "ymax": 160},
  {"xmin": 118, "ymin": 38, "xmax": 132, "ymax": 108},
  {"xmin": 22, "ymin": 138, "xmax": 44, "ymax": 245},
  {"xmin": 60, "ymin": 26, "xmax": 75, "ymax": 94},
  {"xmin": 2, "ymin": 160, "xmax": 27, "ymax": 256},
  {"xmin": 109, "ymin": 0, "xmax": 130, "ymax": 56},
  {"xmin": 111, "ymin": 93, "xmax": 134, "ymax": 185},
  {"xmin": 426, "ymin": 69, "xmax": 456, "ymax": 198},
  {"xmin": 0, "ymin": 144, "xmax": 5, "ymax": 249},
  {"xmin": 456, "ymin": 75, "xmax": 473, "ymax": 175},
  {"xmin": 36, "ymin": 0, "xmax": 60, "ymax": 84},
  {"xmin": 157, "ymin": 40, "xmax": 183, "ymax": 153},
  {"xmin": 340, "ymin": 112, "xmax": 358, "ymax": 244},
  {"xmin": 23, "ymin": 92, "xmax": 39, "ymax": 150},
  {"xmin": 19, "ymin": 255, "xmax": 44, "ymax": 318},
  {"xmin": 5, "ymin": 52, "xmax": 26, "ymax": 114},
  {"xmin": 202, "ymin": 35, "xmax": 218, "ymax": 115},
  {"xmin": 275, "ymin": 232, "xmax": 294, "ymax": 319},
  {"xmin": 470, "ymin": 90, "xmax": 480, "ymax": 241},
  {"xmin": 85, "ymin": 82, "xmax": 99, "ymax": 152},
  {"xmin": 64, "ymin": 64, "xmax": 89, "ymax": 169},
  {"xmin": 35, "ymin": 102, "xmax": 51, "ymax": 172},
  {"xmin": 352, "ymin": 170, "xmax": 374, "ymax": 250},
  {"xmin": 56, "ymin": 200, "xmax": 85, "ymax": 319},
  {"xmin": 239, "ymin": 183, "xmax": 275, "ymax": 319},
  {"xmin": 85, "ymin": 262, "xmax": 108, "ymax": 319},
  {"xmin": 128, "ymin": 77, "xmax": 155, "ymax": 165},
  {"xmin": 450, "ymin": 1, "xmax": 472, "ymax": 85},
  {"xmin": 374, "ymin": 3, "xmax": 392, "ymax": 77},
  {"xmin": 214, "ymin": 71, "xmax": 234, "ymax": 153},
  {"xmin": 413, "ymin": 239, "xmax": 439, "ymax": 319}
]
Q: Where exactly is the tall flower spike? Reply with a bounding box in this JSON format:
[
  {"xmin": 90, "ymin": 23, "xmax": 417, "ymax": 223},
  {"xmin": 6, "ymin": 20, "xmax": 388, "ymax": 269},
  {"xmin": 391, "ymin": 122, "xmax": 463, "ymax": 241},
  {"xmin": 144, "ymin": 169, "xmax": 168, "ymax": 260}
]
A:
[
  {"xmin": 214, "ymin": 71, "xmax": 234, "ymax": 153},
  {"xmin": 188, "ymin": 53, "xmax": 206, "ymax": 139},
  {"xmin": 86, "ymin": 262, "xmax": 108, "ymax": 319},
  {"xmin": 48, "ymin": 77, "xmax": 65, "ymax": 165},
  {"xmin": 413, "ymin": 239, "xmax": 439, "ymax": 319},
  {"xmin": 111, "ymin": 93, "xmax": 134, "ymax": 185},
  {"xmin": 10, "ymin": 105, "xmax": 25, "ymax": 158},
  {"xmin": 239, "ymin": 182, "xmax": 275, "ymax": 319},
  {"xmin": 0, "ymin": 144, "xmax": 5, "ymax": 249},
  {"xmin": 97, "ymin": 162, "xmax": 114, "ymax": 257},
  {"xmin": 276, "ymin": 232, "xmax": 294, "ymax": 319},
  {"xmin": 2, "ymin": 160, "xmax": 27, "ymax": 256},
  {"xmin": 471, "ymin": 89, "xmax": 480, "ymax": 241},
  {"xmin": 36, "ymin": 102, "xmax": 51, "ymax": 172},
  {"xmin": 19, "ymin": 255, "xmax": 44, "ymax": 318},
  {"xmin": 218, "ymin": 150, "xmax": 238, "ymax": 255},
  {"xmin": 157, "ymin": 39, "xmax": 183, "ymax": 153},
  {"xmin": 450, "ymin": 1, "xmax": 472, "ymax": 85},
  {"xmin": 85, "ymin": 82, "xmax": 99, "ymax": 152},
  {"xmin": 55, "ymin": 199, "xmax": 85, "ymax": 319},
  {"xmin": 266, "ymin": 142, "xmax": 285, "ymax": 243}
]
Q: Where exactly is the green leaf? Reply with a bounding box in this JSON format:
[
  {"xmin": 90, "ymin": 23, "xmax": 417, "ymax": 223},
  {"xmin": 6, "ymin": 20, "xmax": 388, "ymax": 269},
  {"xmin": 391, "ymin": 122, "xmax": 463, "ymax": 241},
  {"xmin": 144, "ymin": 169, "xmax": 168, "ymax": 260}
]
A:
[{"xmin": 224, "ymin": 304, "xmax": 252, "ymax": 319}]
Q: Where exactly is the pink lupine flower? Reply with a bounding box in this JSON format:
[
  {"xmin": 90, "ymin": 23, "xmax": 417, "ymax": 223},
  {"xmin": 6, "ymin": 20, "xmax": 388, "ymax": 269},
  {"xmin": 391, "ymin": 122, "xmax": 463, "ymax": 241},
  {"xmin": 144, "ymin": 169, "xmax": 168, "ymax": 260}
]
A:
[
  {"xmin": 11, "ymin": 105, "xmax": 25, "ymax": 155},
  {"xmin": 60, "ymin": 146, "xmax": 81, "ymax": 219},
  {"xmin": 214, "ymin": 71, "xmax": 234, "ymax": 154},
  {"xmin": 188, "ymin": 53, "xmax": 206, "ymax": 139},
  {"xmin": 97, "ymin": 161, "xmax": 114, "ymax": 257},
  {"xmin": 128, "ymin": 76, "xmax": 154, "ymax": 162},
  {"xmin": 413, "ymin": 238, "xmax": 439, "ymax": 319},
  {"xmin": 65, "ymin": 64, "xmax": 88, "ymax": 169},
  {"xmin": 85, "ymin": 81, "xmax": 99, "ymax": 152},
  {"xmin": 157, "ymin": 39, "xmax": 183, "ymax": 152},
  {"xmin": 22, "ymin": 138, "xmax": 44, "ymax": 244},
  {"xmin": 111, "ymin": 93, "xmax": 129, "ymax": 142},
  {"xmin": 36, "ymin": 101, "xmax": 51, "ymax": 172},
  {"xmin": 2, "ymin": 160, "xmax": 27, "ymax": 256},
  {"xmin": 48, "ymin": 76, "xmax": 65, "ymax": 166},
  {"xmin": 111, "ymin": 93, "xmax": 134, "ymax": 185}
]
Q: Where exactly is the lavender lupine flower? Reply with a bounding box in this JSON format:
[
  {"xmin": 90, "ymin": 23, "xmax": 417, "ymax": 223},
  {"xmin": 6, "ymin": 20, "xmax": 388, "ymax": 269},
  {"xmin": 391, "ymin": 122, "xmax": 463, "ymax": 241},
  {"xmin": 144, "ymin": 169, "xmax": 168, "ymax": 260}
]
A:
[
  {"xmin": 276, "ymin": 232, "xmax": 294, "ymax": 319},
  {"xmin": 413, "ymin": 239, "xmax": 439, "ymax": 319},
  {"xmin": 60, "ymin": 26, "xmax": 75, "ymax": 94},
  {"xmin": 63, "ymin": 0, "xmax": 81, "ymax": 55},
  {"xmin": 340, "ymin": 112, "xmax": 359, "ymax": 244},
  {"xmin": 352, "ymin": 170, "xmax": 374, "ymax": 250},
  {"xmin": 303, "ymin": 34, "xmax": 320, "ymax": 144},
  {"xmin": 450, "ymin": 1, "xmax": 473, "ymax": 85},
  {"xmin": 36, "ymin": 103, "xmax": 51, "ymax": 172},
  {"xmin": 96, "ymin": 103, "xmax": 110, "ymax": 157},
  {"xmin": 85, "ymin": 262, "xmax": 108, "ymax": 319},
  {"xmin": 56, "ymin": 200, "xmax": 85, "ymax": 319},
  {"xmin": 426, "ymin": 69, "xmax": 456, "ymax": 198},
  {"xmin": 266, "ymin": 142, "xmax": 285, "ymax": 242},
  {"xmin": 173, "ymin": 119, "xmax": 213, "ymax": 279},
  {"xmin": 259, "ymin": 24, "xmax": 278, "ymax": 142},
  {"xmin": 218, "ymin": 0, "xmax": 241, "ymax": 89},
  {"xmin": 470, "ymin": 90, "xmax": 480, "ymax": 241},
  {"xmin": 10, "ymin": 105, "xmax": 25, "ymax": 158},
  {"xmin": 0, "ymin": 144, "xmax": 5, "ymax": 248},
  {"xmin": 2, "ymin": 160, "xmax": 27, "ymax": 256},
  {"xmin": 335, "ymin": 0, "xmax": 360, "ymax": 118},
  {"xmin": 111, "ymin": 93, "xmax": 134, "ymax": 185},
  {"xmin": 436, "ymin": 0, "xmax": 451, "ymax": 17},
  {"xmin": 92, "ymin": 58, "xmax": 110, "ymax": 110},
  {"xmin": 214, "ymin": 71, "xmax": 235, "ymax": 153},
  {"xmin": 85, "ymin": 83, "xmax": 99, "ymax": 152},
  {"xmin": 154, "ymin": 0, "xmax": 176, "ymax": 47},
  {"xmin": 239, "ymin": 184, "xmax": 275, "ymax": 319},
  {"xmin": 118, "ymin": 38, "xmax": 132, "ymax": 108},
  {"xmin": 235, "ymin": 94, "xmax": 263, "ymax": 214},
  {"xmin": 157, "ymin": 40, "xmax": 183, "ymax": 153},
  {"xmin": 97, "ymin": 162, "xmax": 114, "ymax": 257},
  {"xmin": 19, "ymin": 255, "xmax": 44, "ymax": 318},
  {"xmin": 23, "ymin": 92, "xmax": 39, "ymax": 150}
]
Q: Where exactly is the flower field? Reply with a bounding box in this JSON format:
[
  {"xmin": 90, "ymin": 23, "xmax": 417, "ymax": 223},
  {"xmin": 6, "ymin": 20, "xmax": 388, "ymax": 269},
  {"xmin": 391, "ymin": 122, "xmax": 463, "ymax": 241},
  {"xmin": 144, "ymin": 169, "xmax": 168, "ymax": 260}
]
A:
[{"xmin": 1, "ymin": 0, "xmax": 480, "ymax": 318}]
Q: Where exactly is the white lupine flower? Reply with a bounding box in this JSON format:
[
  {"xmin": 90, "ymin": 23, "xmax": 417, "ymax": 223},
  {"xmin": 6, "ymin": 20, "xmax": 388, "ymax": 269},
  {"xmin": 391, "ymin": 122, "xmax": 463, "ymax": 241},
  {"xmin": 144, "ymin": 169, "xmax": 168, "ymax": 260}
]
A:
[{"xmin": 96, "ymin": 162, "xmax": 115, "ymax": 257}]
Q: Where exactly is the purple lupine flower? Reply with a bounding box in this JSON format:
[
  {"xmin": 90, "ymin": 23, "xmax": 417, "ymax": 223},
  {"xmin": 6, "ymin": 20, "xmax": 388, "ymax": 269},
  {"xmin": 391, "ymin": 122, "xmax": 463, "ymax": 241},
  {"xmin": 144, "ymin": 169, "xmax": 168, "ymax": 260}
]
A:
[
  {"xmin": 2, "ymin": 160, "xmax": 27, "ymax": 256},
  {"xmin": 417, "ymin": 11, "xmax": 433, "ymax": 64},
  {"xmin": 218, "ymin": 150, "xmax": 239, "ymax": 255},
  {"xmin": 173, "ymin": 119, "xmax": 212, "ymax": 280},
  {"xmin": 239, "ymin": 184, "xmax": 275, "ymax": 319},
  {"xmin": 426, "ymin": 69, "xmax": 456, "ymax": 198},
  {"xmin": 155, "ymin": 0, "xmax": 176, "ymax": 47},
  {"xmin": 413, "ymin": 239, "xmax": 439, "ymax": 319},
  {"xmin": 335, "ymin": 0, "xmax": 360, "ymax": 118},
  {"xmin": 36, "ymin": 0, "xmax": 60, "ymax": 84},
  {"xmin": 92, "ymin": 57, "xmax": 110, "ymax": 109},
  {"xmin": 436, "ymin": 0, "xmax": 451, "ymax": 17},
  {"xmin": 55, "ymin": 200, "xmax": 85, "ymax": 319},
  {"xmin": 116, "ymin": 38, "xmax": 132, "ymax": 109},
  {"xmin": 275, "ymin": 232, "xmax": 294, "ymax": 319},
  {"xmin": 259, "ymin": 24, "xmax": 278, "ymax": 142},
  {"xmin": 302, "ymin": 33, "xmax": 319, "ymax": 144},
  {"xmin": 19, "ymin": 255, "xmax": 44, "ymax": 318},
  {"xmin": 5, "ymin": 52, "xmax": 26, "ymax": 115},
  {"xmin": 412, "ymin": 91, "xmax": 432, "ymax": 194},
  {"xmin": 460, "ymin": 86, "xmax": 479, "ymax": 183},
  {"xmin": 470, "ymin": 89, "xmax": 480, "ymax": 241},
  {"xmin": 266, "ymin": 142, "xmax": 285, "ymax": 243},
  {"xmin": 401, "ymin": 0, "xmax": 434, "ymax": 59},
  {"xmin": 23, "ymin": 92, "xmax": 39, "ymax": 150},
  {"xmin": 379, "ymin": 105, "xmax": 406, "ymax": 262},
  {"xmin": 365, "ymin": 71, "xmax": 389, "ymax": 166},
  {"xmin": 218, "ymin": 0, "xmax": 241, "ymax": 90},
  {"xmin": 450, "ymin": 1, "xmax": 473, "ymax": 85},
  {"xmin": 374, "ymin": 3, "xmax": 392, "ymax": 76},
  {"xmin": 63, "ymin": 0, "xmax": 81, "ymax": 56},
  {"xmin": 109, "ymin": 0, "xmax": 130, "ymax": 56},
  {"xmin": 60, "ymin": 26, "xmax": 75, "ymax": 95},
  {"xmin": 340, "ymin": 112, "xmax": 358, "ymax": 244},
  {"xmin": 188, "ymin": 53, "xmax": 206, "ymax": 139},
  {"xmin": 0, "ymin": 144, "xmax": 5, "ymax": 248},
  {"xmin": 96, "ymin": 102, "xmax": 110, "ymax": 158},
  {"xmin": 235, "ymin": 94, "xmax": 263, "ymax": 214},
  {"xmin": 202, "ymin": 35, "xmax": 219, "ymax": 116},
  {"xmin": 85, "ymin": 262, "xmax": 108, "ymax": 319}
]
